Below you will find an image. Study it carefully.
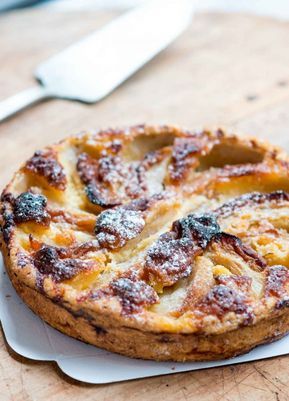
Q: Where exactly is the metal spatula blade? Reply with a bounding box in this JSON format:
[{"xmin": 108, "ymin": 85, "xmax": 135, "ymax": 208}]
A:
[{"xmin": 0, "ymin": 0, "xmax": 194, "ymax": 123}]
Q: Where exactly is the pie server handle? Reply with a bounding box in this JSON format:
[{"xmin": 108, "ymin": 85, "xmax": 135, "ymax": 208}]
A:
[{"xmin": 0, "ymin": 86, "xmax": 52, "ymax": 123}]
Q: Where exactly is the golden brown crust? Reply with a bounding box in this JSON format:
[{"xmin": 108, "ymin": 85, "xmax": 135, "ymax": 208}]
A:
[
  {"xmin": 2, "ymin": 124, "xmax": 289, "ymax": 361},
  {"xmin": 4, "ymin": 248, "xmax": 289, "ymax": 362}
]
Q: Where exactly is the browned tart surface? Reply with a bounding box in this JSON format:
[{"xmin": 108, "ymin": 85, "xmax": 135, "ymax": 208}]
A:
[{"xmin": 2, "ymin": 125, "xmax": 289, "ymax": 361}]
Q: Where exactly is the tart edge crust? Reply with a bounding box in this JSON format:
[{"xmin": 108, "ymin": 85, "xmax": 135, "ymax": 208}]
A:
[{"xmin": 3, "ymin": 247, "xmax": 289, "ymax": 362}]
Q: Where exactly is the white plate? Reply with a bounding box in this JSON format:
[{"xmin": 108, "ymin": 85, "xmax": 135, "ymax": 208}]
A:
[{"xmin": 1, "ymin": 257, "xmax": 289, "ymax": 384}]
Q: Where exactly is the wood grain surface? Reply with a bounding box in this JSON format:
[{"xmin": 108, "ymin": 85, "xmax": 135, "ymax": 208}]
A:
[{"xmin": 1, "ymin": 7, "xmax": 289, "ymax": 401}]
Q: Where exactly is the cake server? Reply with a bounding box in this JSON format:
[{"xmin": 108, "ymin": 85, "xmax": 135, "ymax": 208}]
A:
[{"xmin": 0, "ymin": 0, "xmax": 194, "ymax": 122}]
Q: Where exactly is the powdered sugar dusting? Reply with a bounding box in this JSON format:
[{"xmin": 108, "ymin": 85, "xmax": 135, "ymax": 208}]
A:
[
  {"xmin": 145, "ymin": 234, "xmax": 196, "ymax": 287},
  {"xmin": 215, "ymin": 191, "xmax": 289, "ymax": 218},
  {"xmin": 197, "ymin": 284, "xmax": 254, "ymax": 323},
  {"xmin": 144, "ymin": 214, "xmax": 221, "ymax": 287},
  {"xmin": 266, "ymin": 265, "xmax": 289, "ymax": 298},
  {"xmin": 14, "ymin": 192, "xmax": 50, "ymax": 226},
  {"xmin": 110, "ymin": 277, "xmax": 158, "ymax": 314},
  {"xmin": 95, "ymin": 207, "xmax": 145, "ymax": 249}
]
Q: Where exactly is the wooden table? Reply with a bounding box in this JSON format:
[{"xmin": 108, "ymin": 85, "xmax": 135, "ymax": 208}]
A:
[{"xmin": 1, "ymin": 7, "xmax": 289, "ymax": 401}]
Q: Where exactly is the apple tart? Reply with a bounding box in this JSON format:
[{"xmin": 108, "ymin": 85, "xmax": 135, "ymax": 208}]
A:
[{"xmin": 2, "ymin": 125, "xmax": 289, "ymax": 361}]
